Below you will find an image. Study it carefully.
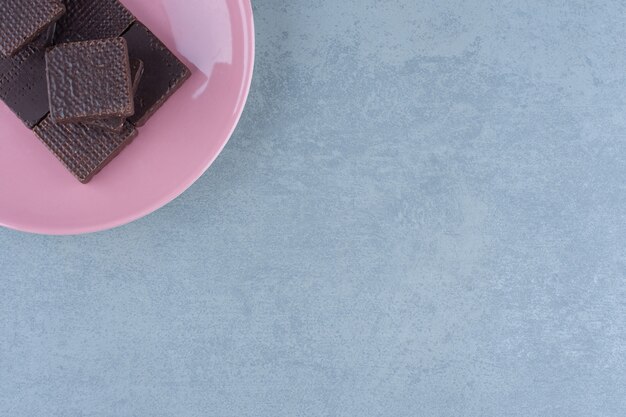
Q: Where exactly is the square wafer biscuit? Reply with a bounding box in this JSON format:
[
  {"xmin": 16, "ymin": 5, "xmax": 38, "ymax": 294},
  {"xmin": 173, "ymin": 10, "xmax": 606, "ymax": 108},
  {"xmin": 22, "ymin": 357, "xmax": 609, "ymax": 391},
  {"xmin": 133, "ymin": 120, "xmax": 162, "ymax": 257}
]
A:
[
  {"xmin": 46, "ymin": 37, "xmax": 134, "ymax": 124},
  {"xmin": 33, "ymin": 115, "xmax": 138, "ymax": 183},
  {"xmin": 54, "ymin": 0, "xmax": 134, "ymax": 44}
]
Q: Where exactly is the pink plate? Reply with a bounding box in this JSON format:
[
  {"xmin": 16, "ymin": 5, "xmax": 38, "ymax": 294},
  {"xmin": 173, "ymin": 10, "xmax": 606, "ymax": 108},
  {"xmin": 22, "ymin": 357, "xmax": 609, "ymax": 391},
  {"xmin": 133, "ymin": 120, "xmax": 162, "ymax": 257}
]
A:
[{"xmin": 0, "ymin": 0, "xmax": 255, "ymax": 235}]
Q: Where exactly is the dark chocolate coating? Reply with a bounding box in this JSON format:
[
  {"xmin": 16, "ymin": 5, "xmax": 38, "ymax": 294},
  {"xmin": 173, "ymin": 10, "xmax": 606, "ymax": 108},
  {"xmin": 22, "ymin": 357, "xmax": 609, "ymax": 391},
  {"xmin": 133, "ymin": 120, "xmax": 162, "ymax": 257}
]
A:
[
  {"xmin": 33, "ymin": 115, "xmax": 138, "ymax": 183},
  {"xmin": 129, "ymin": 58, "xmax": 145, "ymax": 94},
  {"xmin": 54, "ymin": 0, "xmax": 134, "ymax": 44},
  {"xmin": 122, "ymin": 22, "xmax": 191, "ymax": 127},
  {"xmin": 0, "ymin": 43, "xmax": 49, "ymax": 128},
  {"xmin": 0, "ymin": 0, "xmax": 65, "ymax": 56},
  {"xmin": 46, "ymin": 37, "xmax": 134, "ymax": 124},
  {"xmin": 90, "ymin": 58, "xmax": 144, "ymax": 132},
  {"xmin": 0, "ymin": 5, "xmax": 59, "ymax": 128}
]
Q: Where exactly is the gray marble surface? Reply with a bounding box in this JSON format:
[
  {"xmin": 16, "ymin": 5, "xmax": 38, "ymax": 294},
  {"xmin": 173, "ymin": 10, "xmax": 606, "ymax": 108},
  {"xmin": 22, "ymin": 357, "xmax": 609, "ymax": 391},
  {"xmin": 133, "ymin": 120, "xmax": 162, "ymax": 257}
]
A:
[{"xmin": 1, "ymin": 1, "xmax": 626, "ymax": 416}]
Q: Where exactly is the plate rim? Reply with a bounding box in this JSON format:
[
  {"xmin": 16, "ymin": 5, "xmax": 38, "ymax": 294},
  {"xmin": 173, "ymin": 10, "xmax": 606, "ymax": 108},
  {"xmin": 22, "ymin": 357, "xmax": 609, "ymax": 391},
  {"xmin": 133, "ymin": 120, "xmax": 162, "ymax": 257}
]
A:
[{"xmin": 1, "ymin": 0, "xmax": 256, "ymax": 236}]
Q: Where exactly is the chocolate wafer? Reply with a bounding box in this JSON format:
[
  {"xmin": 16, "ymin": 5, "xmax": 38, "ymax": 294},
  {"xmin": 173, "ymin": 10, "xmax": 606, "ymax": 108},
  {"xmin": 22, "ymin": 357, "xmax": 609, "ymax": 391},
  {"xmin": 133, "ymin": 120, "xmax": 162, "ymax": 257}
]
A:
[
  {"xmin": 54, "ymin": 0, "xmax": 134, "ymax": 44},
  {"xmin": 122, "ymin": 22, "xmax": 191, "ymax": 127},
  {"xmin": 33, "ymin": 115, "xmax": 138, "ymax": 183},
  {"xmin": 90, "ymin": 58, "xmax": 144, "ymax": 132},
  {"xmin": 46, "ymin": 37, "xmax": 134, "ymax": 124},
  {"xmin": 0, "ymin": 43, "xmax": 49, "ymax": 128},
  {"xmin": 0, "ymin": 0, "xmax": 65, "ymax": 56}
]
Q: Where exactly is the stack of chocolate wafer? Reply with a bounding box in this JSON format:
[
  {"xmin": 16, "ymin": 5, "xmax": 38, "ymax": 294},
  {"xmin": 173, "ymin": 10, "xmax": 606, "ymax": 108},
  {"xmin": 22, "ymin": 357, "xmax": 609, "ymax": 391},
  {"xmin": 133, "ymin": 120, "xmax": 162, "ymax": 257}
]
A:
[{"xmin": 0, "ymin": 0, "xmax": 191, "ymax": 183}]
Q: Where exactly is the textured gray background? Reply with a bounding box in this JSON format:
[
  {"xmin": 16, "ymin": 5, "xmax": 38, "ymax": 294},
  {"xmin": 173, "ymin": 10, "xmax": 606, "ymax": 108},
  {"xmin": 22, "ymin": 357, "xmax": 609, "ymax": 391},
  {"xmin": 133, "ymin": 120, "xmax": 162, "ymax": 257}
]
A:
[{"xmin": 1, "ymin": 1, "xmax": 626, "ymax": 416}]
